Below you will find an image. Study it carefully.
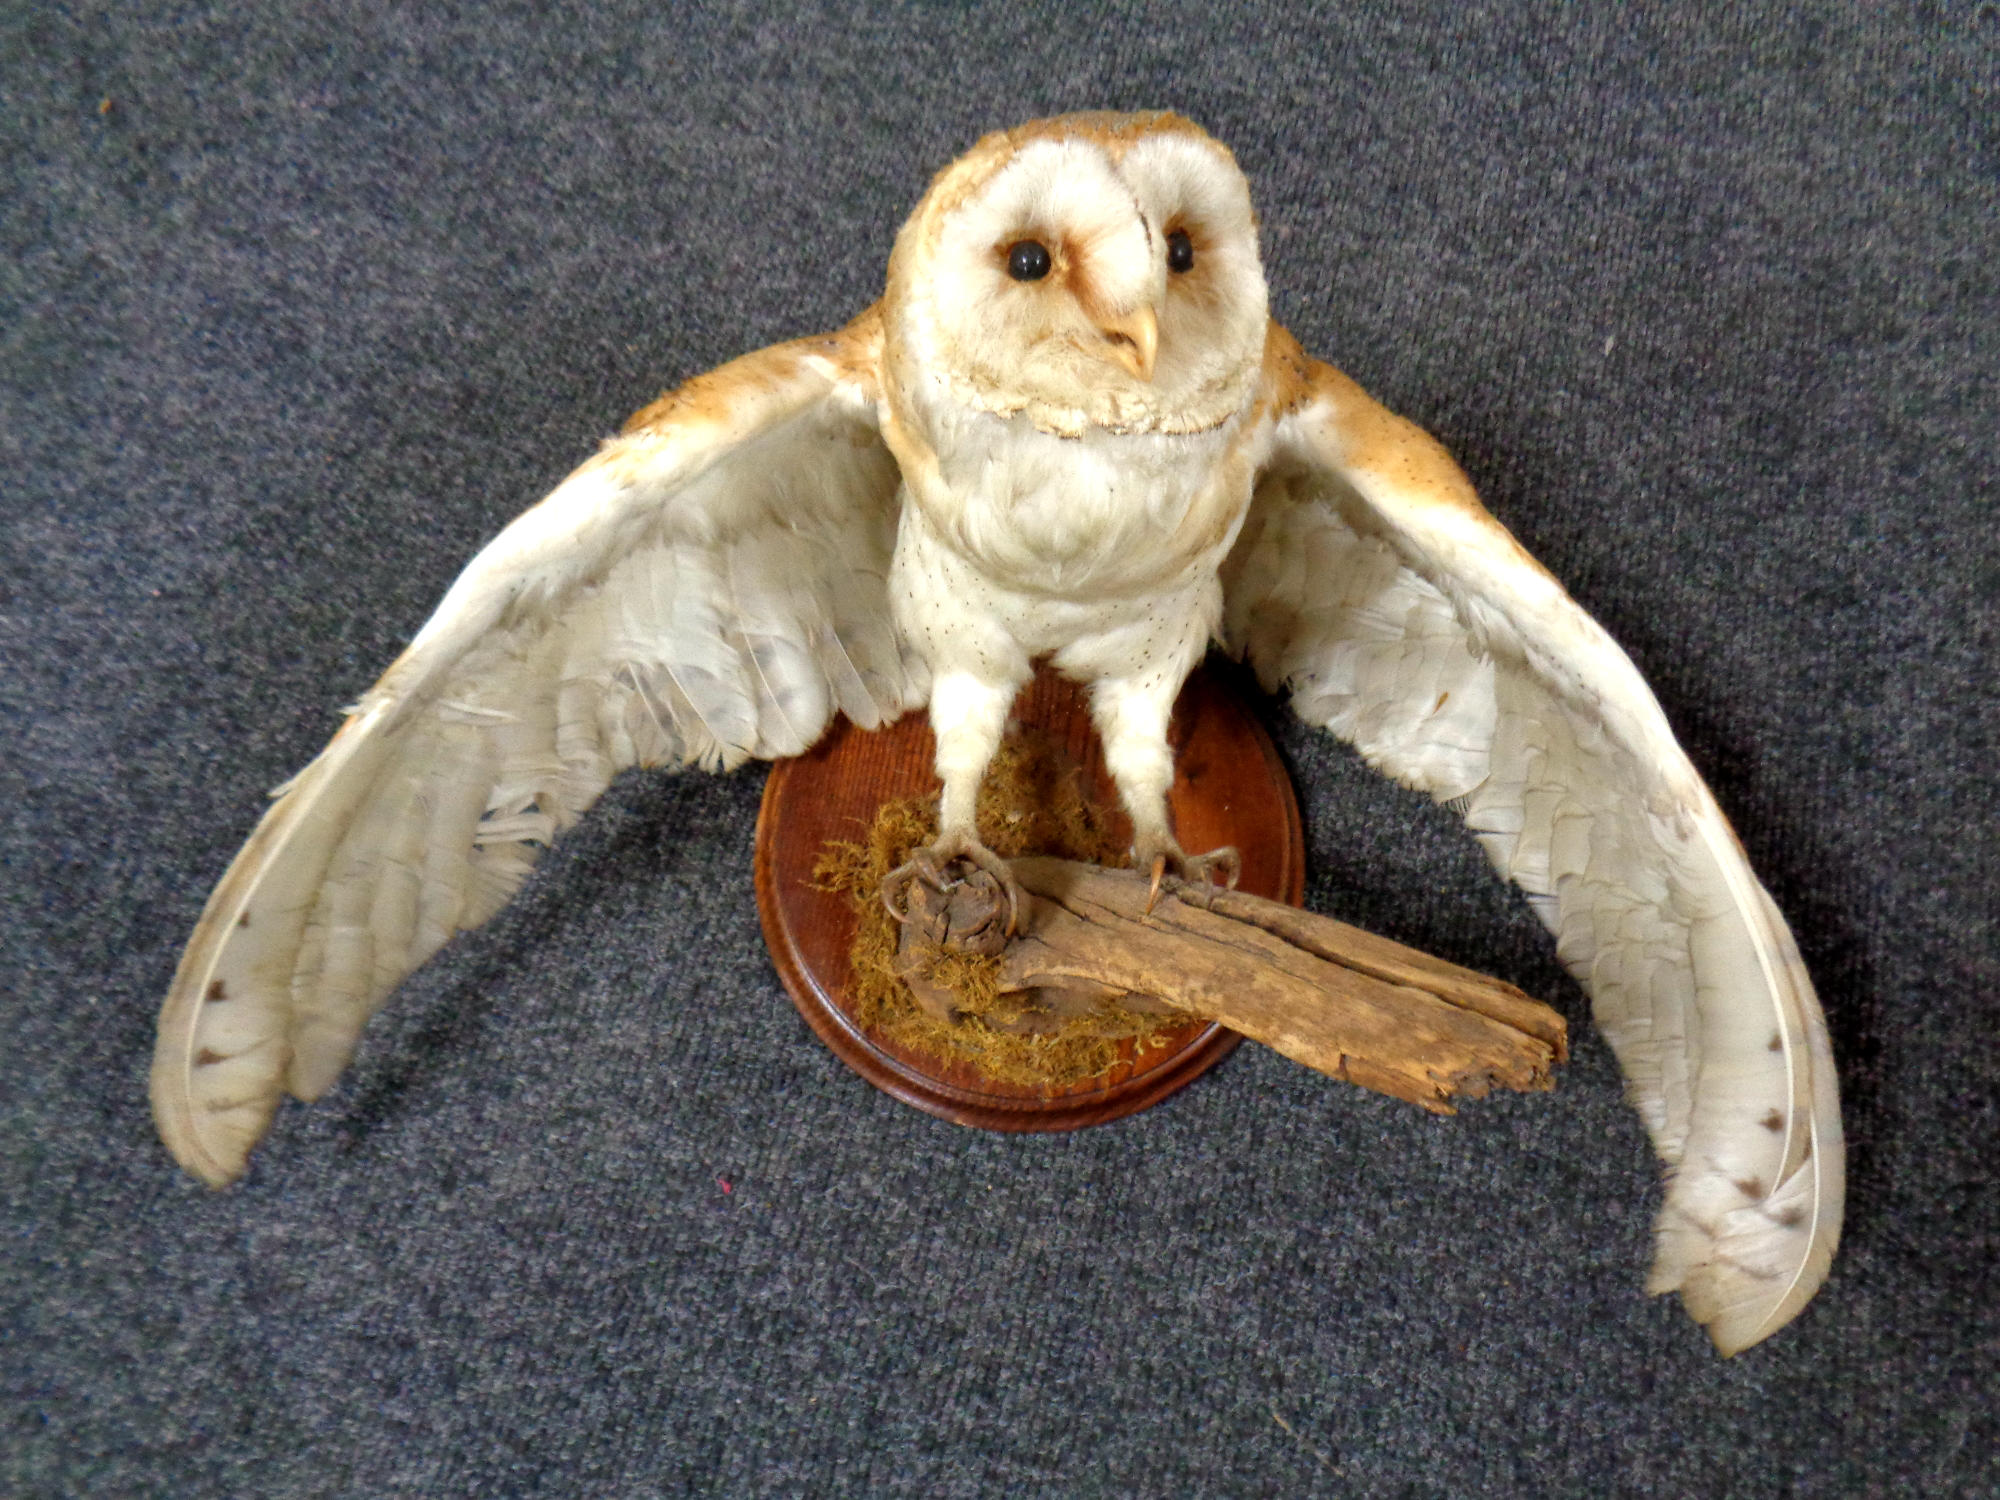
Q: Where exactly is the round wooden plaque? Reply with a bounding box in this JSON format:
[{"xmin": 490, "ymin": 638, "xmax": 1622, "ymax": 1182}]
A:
[{"xmin": 754, "ymin": 663, "xmax": 1305, "ymax": 1132}]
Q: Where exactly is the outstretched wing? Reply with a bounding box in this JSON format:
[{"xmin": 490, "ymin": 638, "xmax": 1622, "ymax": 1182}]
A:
[
  {"xmin": 153, "ymin": 309, "xmax": 922, "ymax": 1187},
  {"xmin": 1224, "ymin": 328, "xmax": 1843, "ymax": 1355}
]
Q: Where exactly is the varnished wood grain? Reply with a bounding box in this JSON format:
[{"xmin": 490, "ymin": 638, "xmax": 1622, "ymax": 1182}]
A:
[{"xmin": 754, "ymin": 661, "xmax": 1304, "ymax": 1131}]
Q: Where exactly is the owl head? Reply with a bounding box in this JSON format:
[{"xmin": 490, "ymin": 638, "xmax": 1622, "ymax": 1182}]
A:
[{"xmin": 885, "ymin": 112, "xmax": 1270, "ymax": 439}]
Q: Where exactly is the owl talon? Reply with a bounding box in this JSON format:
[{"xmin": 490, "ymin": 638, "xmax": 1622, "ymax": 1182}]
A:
[
  {"xmin": 1188, "ymin": 846, "xmax": 1242, "ymax": 901},
  {"xmin": 881, "ymin": 848, "xmax": 951, "ymax": 925},
  {"xmin": 882, "ymin": 835, "xmax": 1022, "ymax": 938},
  {"xmin": 1135, "ymin": 842, "xmax": 1241, "ymax": 912}
]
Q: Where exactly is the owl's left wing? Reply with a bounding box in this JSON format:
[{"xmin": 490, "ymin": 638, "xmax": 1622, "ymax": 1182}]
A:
[
  {"xmin": 1223, "ymin": 331, "xmax": 1842, "ymax": 1355},
  {"xmin": 152, "ymin": 310, "xmax": 921, "ymax": 1187}
]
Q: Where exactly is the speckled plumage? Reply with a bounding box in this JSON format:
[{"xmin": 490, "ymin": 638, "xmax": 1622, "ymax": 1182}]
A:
[{"xmin": 152, "ymin": 112, "xmax": 1840, "ymax": 1357}]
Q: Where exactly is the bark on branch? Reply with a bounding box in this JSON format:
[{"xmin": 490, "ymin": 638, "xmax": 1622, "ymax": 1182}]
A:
[{"xmin": 894, "ymin": 856, "xmax": 1566, "ymax": 1112}]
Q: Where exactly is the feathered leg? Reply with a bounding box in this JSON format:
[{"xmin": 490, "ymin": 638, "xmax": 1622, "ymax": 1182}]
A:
[
  {"xmin": 1089, "ymin": 670, "xmax": 1238, "ymax": 907},
  {"xmin": 882, "ymin": 668, "xmax": 1027, "ymax": 934}
]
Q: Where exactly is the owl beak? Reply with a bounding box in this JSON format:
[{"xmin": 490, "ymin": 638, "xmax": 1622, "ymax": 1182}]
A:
[{"xmin": 1097, "ymin": 306, "xmax": 1159, "ymax": 382}]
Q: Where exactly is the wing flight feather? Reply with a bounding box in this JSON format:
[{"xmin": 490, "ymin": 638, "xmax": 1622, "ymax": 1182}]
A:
[
  {"xmin": 1226, "ymin": 331, "xmax": 1843, "ymax": 1354},
  {"xmin": 152, "ymin": 311, "xmax": 915, "ymax": 1186}
]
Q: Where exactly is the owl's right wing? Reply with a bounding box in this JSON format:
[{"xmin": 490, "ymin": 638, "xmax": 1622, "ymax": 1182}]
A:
[
  {"xmin": 152, "ymin": 307, "xmax": 922, "ymax": 1188},
  {"xmin": 1226, "ymin": 330, "xmax": 1841, "ymax": 1355}
]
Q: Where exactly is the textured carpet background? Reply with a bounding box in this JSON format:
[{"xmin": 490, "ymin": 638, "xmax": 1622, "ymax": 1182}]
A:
[{"xmin": 4, "ymin": 4, "xmax": 1994, "ymax": 1495}]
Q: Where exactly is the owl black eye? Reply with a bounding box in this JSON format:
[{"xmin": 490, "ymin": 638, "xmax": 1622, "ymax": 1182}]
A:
[
  {"xmin": 1006, "ymin": 240, "xmax": 1052, "ymax": 281},
  {"xmin": 1166, "ymin": 229, "xmax": 1195, "ymax": 274}
]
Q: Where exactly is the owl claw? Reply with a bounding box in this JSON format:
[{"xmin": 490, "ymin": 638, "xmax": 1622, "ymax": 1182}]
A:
[
  {"xmin": 880, "ymin": 847, "xmax": 948, "ymax": 925},
  {"xmin": 882, "ymin": 834, "xmax": 1022, "ymax": 938},
  {"xmin": 1136, "ymin": 841, "xmax": 1241, "ymax": 914}
]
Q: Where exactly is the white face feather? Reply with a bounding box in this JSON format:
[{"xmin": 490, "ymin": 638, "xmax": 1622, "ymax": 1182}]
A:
[
  {"xmin": 895, "ymin": 123, "xmax": 1270, "ymax": 438},
  {"xmin": 1116, "ymin": 132, "xmax": 1269, "ymax": 409}
]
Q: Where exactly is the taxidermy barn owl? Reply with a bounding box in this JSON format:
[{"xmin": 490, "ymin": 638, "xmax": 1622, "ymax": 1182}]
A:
[{"xmin": 152, "ymin": 112, "xmax": 1842, "ymax": 1355}]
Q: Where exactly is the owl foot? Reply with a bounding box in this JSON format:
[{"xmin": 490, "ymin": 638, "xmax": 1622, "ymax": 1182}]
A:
[
  {"xmin": 1139, "ymin": 841, "xmax": 1241, "ymax": 915},
  {"xmin": 882, "ymin": 834, "xmax": 1023, "ymax": 940}
]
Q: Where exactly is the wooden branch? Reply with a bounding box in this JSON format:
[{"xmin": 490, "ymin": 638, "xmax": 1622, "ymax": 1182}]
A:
[{"xmin": 895, "ymin": 856, "xmax": 1566, "ymax": 1113}]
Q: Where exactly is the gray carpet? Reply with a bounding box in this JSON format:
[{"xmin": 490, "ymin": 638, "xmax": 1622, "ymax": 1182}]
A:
[{"xmin": 5, "ymin": 4, "xmax": 1994, "ymax": 1495}]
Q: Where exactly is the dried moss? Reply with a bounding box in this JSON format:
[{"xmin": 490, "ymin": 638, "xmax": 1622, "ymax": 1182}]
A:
[{"xmin": 812, "ymin": 731, "xmax": 1186, "ymax": 1087}]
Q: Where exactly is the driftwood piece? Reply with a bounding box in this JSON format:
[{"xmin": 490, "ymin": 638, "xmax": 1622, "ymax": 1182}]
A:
[{"xmin": 895, "ymin": 856, "xmax": 1567, "ymax": 1113}]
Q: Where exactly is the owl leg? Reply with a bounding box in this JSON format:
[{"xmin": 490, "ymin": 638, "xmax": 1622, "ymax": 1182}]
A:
[
  {"xmin": 882, "ymin": 669, "xmax": 1026, "ymax": 936},
  {"xmin": 1090, "ymin": 672, "xmax": 1240, "ymax": 908}
]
